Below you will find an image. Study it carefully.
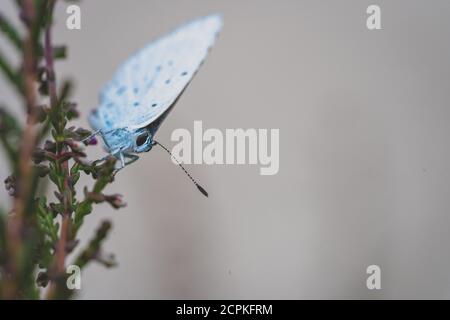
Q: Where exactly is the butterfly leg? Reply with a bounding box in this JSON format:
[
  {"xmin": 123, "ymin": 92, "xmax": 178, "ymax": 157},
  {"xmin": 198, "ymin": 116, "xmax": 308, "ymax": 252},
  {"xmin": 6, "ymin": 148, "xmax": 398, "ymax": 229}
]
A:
[
  {"xmin": 81, "ymin": 129, "xmax": 101, "ymax": 144},
  {"xmin": 111, "ymin": 152, "xmax": 139, "ymax": 175},
  {"xmin": 123, "ymin": 153, "xmax": 139, "ymax": 166},
  {"xmin": 119, "ymin": 152, "xmax": 125, "ymax": 169},
  {"xmin": 92, "ymin": 154, "xmax": 111, "ymax": 166},
  {"xmin": 92, "ymin": 151, "xmax": 122, "ymax": 168},
  {"xmin": 108, "ymin": 152, "xmax": 125, "ymax": 176},
  {"xmin": 118, "ymin": 152, "xmax": 139, "ymax": 167}
]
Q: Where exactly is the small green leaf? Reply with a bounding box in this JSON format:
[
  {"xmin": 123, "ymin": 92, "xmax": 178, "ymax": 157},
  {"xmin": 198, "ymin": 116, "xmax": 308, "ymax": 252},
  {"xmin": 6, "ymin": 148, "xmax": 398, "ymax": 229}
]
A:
[
  {"xmin": 73, "ymin": 220, "xmax": 113, "ymax": 270},
  {"xmin": 70, "ymin": 162, "xmax": 80, "ymax": 175},
  {"xmin": 37, "ymin": 196, "xmax": 58, "ymax": 243},
  {"xmin": 0, "ymin": 107, "xmax": 21, "ymax": 169},
  {"xmin": 53, "ymin": 45, "xmax": 67, "ymax": 59},
  {"xmin": 0, "ymin": 49, "xmax": 23, "ymax": 95},
  {"xmin": 72, "ymin": 171, "xmax": 80, "ymax": 185},
  {"xmin": 0, "ymin": 13, "xmax": 22, "ymax": 51},
  {"xmin": 72, "ymin": 199, "xmax": 93, "ymax": 234}
]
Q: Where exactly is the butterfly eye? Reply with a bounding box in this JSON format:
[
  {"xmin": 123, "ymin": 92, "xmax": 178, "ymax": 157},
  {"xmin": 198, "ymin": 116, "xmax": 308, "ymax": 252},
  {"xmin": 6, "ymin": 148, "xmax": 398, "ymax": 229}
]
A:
[{"xmin": 136, "ymin": 133, "xmax": 148, "ymax": 147}]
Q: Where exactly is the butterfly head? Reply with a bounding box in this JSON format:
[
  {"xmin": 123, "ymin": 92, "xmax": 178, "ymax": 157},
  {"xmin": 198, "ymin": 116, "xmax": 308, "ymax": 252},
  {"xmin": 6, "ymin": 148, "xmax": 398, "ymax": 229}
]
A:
[{"xmin": 133, "ymin": 128, "xmax": 154, "ymax": 153}]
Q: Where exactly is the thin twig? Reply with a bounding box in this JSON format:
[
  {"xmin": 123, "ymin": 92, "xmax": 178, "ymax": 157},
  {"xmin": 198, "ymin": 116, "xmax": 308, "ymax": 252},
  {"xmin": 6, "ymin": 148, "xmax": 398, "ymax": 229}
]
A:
[
  {"xmin": 3, "ymin": 0, "xmax": 38, "ymax": 299},
  {"xmin": 42, "ymin": 0, "xmax": 73, "ymax": 299}
]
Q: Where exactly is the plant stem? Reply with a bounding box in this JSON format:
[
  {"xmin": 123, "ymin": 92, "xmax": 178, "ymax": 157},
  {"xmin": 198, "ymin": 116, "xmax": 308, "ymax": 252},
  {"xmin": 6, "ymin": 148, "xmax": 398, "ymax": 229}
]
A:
[
  {"xmin": 44, "ymin": 1, "xmax": 57, "ymax": 108},
  {"xmin": 2, "ymin": 0, "xmax": 40, "ymax": 299},
  {"xmin": 43, "ymin": 0, "xmax": 76, "ymax": 299},
  {"xmin": 0, "ymin": 0, "xmax": 121, "ymax": 300}
]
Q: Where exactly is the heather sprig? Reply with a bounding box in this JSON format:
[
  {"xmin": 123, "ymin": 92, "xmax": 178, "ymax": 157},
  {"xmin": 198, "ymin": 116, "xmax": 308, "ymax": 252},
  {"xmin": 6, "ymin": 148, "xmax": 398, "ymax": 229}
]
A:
[{"xmin": 0, "ymin": 0, "xmax": 123, "ymax": 299}]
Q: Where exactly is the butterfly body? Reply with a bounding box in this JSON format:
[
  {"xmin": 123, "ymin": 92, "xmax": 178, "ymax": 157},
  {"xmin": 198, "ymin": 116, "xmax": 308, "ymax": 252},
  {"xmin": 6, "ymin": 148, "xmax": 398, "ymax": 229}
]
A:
[
  {"xmin": 89, "ymin": 14, "xmax": 223, "ymax": 171},
  {"xmin": 99, "ymin": 127, "xmax": 153, "ymax": 155}
]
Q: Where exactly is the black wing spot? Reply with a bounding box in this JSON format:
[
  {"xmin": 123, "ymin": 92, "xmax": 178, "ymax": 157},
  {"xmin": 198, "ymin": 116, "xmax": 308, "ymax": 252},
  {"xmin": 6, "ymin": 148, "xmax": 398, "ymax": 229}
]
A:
[
  {"xmin": 152, "ymin": 103, "xmax": 157, "ymax": 107},
  {"xmin": 165, "ymin": 79, "xmax": 171, "ymax": 84},
  {"xmin": 116, "ymin": 86, "xmax": 126, "ymax": 96},
  {"xmin": 133, "ymin": 102, "xmax": 140, "ymax": 107},
  {"xmin": 181, "ymin": 71, "xmax": 188, "ymax": 76}
]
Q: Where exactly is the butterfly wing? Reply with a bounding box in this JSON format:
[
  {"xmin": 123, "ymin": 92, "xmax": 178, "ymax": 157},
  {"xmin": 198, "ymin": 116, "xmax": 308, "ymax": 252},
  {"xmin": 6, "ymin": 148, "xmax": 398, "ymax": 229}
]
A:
[{"xmin": 90, "ymin": 14, "xmax": 223, "ymax": 133}]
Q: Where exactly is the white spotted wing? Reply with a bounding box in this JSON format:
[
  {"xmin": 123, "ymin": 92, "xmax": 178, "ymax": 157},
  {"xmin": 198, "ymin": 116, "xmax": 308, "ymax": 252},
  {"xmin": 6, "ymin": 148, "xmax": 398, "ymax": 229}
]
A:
[{"xmin": 90, "ymin": 14, "xmax": 223, "ymax": 132}]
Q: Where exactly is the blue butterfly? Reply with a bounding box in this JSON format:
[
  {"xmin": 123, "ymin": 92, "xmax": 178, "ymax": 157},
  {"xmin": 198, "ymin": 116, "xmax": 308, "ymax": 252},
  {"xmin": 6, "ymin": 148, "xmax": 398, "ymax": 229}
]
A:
[{"xmin": 86, "ymin": 14, "xmax": 223, "ymax": 197}]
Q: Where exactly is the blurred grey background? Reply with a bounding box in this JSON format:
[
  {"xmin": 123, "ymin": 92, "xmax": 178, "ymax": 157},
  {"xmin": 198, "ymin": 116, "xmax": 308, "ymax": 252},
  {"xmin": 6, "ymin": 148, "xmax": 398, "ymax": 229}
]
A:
[{"xmin": 1, "ymin": 0, "xmax": 450, "ymax": 299}]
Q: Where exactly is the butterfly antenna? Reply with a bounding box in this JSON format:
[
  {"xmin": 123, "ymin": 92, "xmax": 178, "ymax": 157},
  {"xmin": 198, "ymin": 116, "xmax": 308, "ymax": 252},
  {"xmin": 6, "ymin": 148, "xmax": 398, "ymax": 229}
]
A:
[
  {"xmin": 81, "ymin": 129, "xmax": 101, "ymax": 144},
  {"xmin": 152, "ymin": 140, "xmax": 208, "ymax": 197}
]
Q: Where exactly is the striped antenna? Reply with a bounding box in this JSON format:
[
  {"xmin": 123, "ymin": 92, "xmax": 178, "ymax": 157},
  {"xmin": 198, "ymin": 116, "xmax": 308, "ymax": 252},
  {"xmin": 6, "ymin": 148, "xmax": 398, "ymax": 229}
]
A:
[{"xmin": 152, "ymin": 140, "xmax": 208, "ymax": 197}]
